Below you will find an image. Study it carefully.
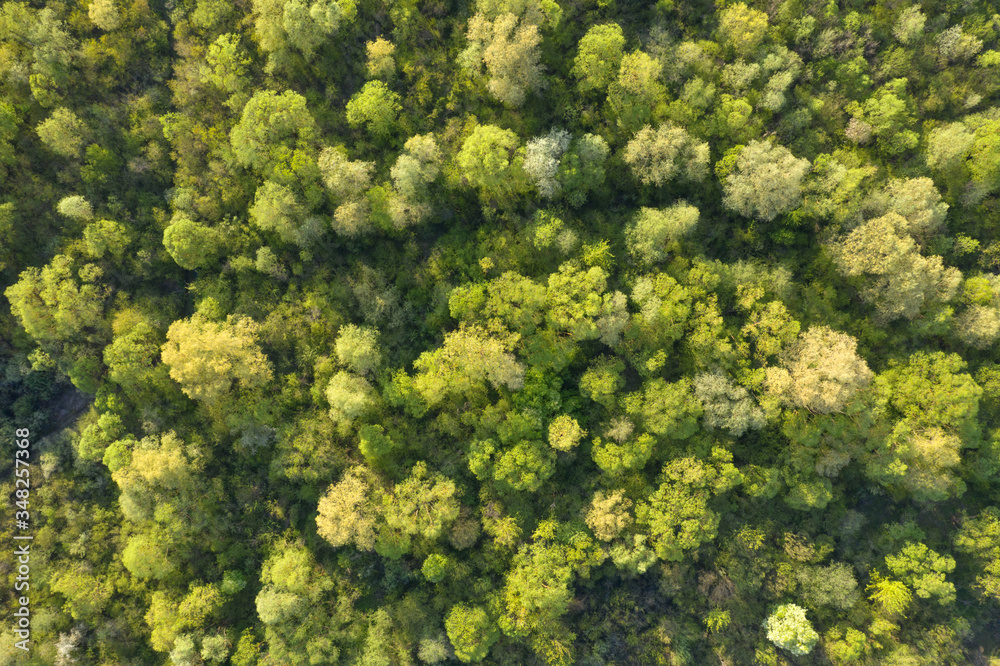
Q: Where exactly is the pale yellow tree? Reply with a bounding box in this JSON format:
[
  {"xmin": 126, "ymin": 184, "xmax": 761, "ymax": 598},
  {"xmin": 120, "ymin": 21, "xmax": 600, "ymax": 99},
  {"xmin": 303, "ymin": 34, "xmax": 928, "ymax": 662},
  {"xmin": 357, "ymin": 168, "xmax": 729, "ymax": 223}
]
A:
[
  {"xmin": 412, "ymin": 325, "xmax": 525, "ymax": 406},
  {"xmin": 365, "ymin": 37, "xmax": 396, "ymax": 79},
  {"xmin": 765, "ymin": 326, "xmax": 873, "ymax": 414},
  {"xmin": 585, "ymin": 490, "xmax": 633, "ymax": 541},
  {"xmin": 316, "ymin": 466, "xmax": 382, "ymax": 551},
  {"xmin": 161, "ymin": 314, "xmax": 273, "ymax": 405},
  {"xmin": 461, "ymin": 13, "xmax": 544, "ymax": 107},
  {"xmin": 828, "ymin": 213, "xmax": 962, "ymax": 323}
]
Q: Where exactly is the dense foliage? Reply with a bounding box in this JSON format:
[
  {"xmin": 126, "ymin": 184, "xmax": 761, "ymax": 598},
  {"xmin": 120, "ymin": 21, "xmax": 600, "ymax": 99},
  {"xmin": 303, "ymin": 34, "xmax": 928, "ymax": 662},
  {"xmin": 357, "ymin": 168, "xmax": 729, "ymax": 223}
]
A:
[{"xmin": 1, "ymin": 0, "xmax": 1000, "ymax": 664}]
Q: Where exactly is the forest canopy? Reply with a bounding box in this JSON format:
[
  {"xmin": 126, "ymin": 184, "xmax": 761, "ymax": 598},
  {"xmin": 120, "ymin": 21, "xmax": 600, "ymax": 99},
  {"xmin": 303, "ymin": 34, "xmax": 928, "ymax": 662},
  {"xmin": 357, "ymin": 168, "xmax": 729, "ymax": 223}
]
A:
[{"xmin": 1, "ymin": 0, "xmax": 1000, "ymax": 664}]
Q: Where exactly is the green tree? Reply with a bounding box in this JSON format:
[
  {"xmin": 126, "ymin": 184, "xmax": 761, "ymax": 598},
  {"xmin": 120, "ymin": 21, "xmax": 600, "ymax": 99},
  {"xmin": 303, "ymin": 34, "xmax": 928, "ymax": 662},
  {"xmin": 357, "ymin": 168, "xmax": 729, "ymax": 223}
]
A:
[
  {"xmin": 384, "ymin": 462, "xmax": 460, "ymax": 540},
  {"xmin": 882, "ymin": 177, "xmax": 948, "ymax": 239},
  {"xmin": 412, "ymin": 326, "xmax": 525, "ymax": 406},
  {"xmin": 249, "ymin": 181, "xmax": 321, "ymax": 246},
  {"xmin": 884, "ymin": 542, "xmax": 956, "ymax": 605},
  {"xmin": 391, "ymin": 133, "xmax": 441, "ymax": 199},
  {"xmin": 455, "ymin": 124, "xmax": 524, "ymax": 203},
  {"xmin": 571, "ymin": 23, "xmax": 625, "ymax": 93},
  {"xmin": 636, "ymin": 449, "xmax": 741, "ymax": 561},
  {"xmin": 36, "ymin": 108, "xmax": 85, "ymax": 157},
  {"xmin": 89, "ymin": 0, "xmax": 121, "ymax": 30},
  {"xmin": 83, "ymin": 219, "xmax": 130, "ymax": 259},
  {"xmin": 335, "ymin": 324, "xmax": 381, "ymax": 375},
  {"xmin": 847, "ymin": 80, "xmax": 918, "ymax": 157},
  {"xmin": 316, "ymin": 466, "xmax": 382, "ymax": 551},
  {"xmin": 345, "ymin": 81, "xmax": 401, "ymax": 137},
  {"xmin": 56, "ymin": 195, "xmax": 93, "ymax": 221},
  {"xmin": 365, "ymin": 37, "xmax": 396, "ymax": 79},
  {"xmin": 954, "ymin": 508, "xmax": 1000, "ymax": 601},
  {"xmin": 445, "ymin": 605, "xmax": 498, "ymax": 663},
  {"xmin": 607, "ymin": 50, "xmax": 665, "ymax": 131},
  {"xmin": 5, "ymin": 254, "xmax": 107, "ymax": 350},
  {"xmin": 325, "ymin": 370, "xmax": 375, "ymax": 424},
  {"xmin": 230, "ymin": 90, "xmax": 319, "ymax": 186}
]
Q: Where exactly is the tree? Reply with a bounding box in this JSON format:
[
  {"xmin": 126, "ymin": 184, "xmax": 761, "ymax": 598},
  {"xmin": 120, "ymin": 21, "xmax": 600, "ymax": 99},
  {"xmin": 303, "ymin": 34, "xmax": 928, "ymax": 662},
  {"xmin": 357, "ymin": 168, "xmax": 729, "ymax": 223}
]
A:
[
  {"xmin": 585, "ymin": 490, "xmax": 633, "ymax": 541},
  {"xmin": 796, "ymin": 562, "xmax": 860, "ymax": 610},
  {"xmin": 557, "ymin": 133, "xmax": 609, "ymax": 207},
  {"xmin": 579, "ymin": 355, "xmax": 624, "ymax": 408},
  {"xmin": 884, "ymin": 542, "xmax": 956, "ymax": 605},
  {"xmin": 36, "ymin": 108, "xmax": 85, "ymax": 157},
  {"xmin": 461, "ymin": 13, "xmax": 544, "ymax": 107},
  {"xmin": 161, "ymin": 314, "xmax": 273, "ymax": 405},
  {"xmin": 882, "ymin": 177, "xmax": 948, "ymax": 239},
  {"xmin": 524, "ymin": 128, "xmax": 571, "ymax": 199},
  {"xmin": 455, "ymin": 124, "xmax": 524, "ymax": 203},
  {"xmin": 718, "ymin": 3, "xmax": 768, "ymax": 55},
  {"xmin": 325, "ymin": 371, "xmax": 375, "ymax": 423},
  {"xmin": 318, "ymin": 146, "xmax": 374, "ymax": 226},
  {"xmin": 391, "ymin": 133, "xmax": 441, "ymax": 199},
  {"xmin": 445, "ymin": 605, "xmax": 498, "ymax": 663},
  {"xmin": 56, "ymin": 195, "xmax": 93, "ymax": 221},
  {"xmin": 828, "ymin": 213, "xmax": 961, "ymax": 323},
  {"xmin": 83, "ymin": 219, "xmax": 130, "ymax": 259},
  {"xmin": 722, "ymin": 140, "xmax": 810, "ymax": 221},
  {"xmin": 88, "ymin": 0, "xmax": 121, "ymax": 30},
  {"xmin": 548, "ymin": 414, "xmax": 585, "ymax": 451},
  {"xmin": 251, "ymin": 0, "xmax": 352, "ymax": 71},
  {"xmin": 572, "ymin": 23, "xmax": 624, "ymax": 93},
  {"xmin": 693, "ymin": 371, "xmax": 765, "ymax": 437},
  {"xmin": 954, "ymin": 508, "xmax": 1000, "ymax": 602},
  {"xmin": 592, "ymin": 432, "xmax": 655, "ymax": 474},
  {"xmin": 607, "ymin": 51, "xmax": 665, "ymax": 131},
  {"xmin": 412, "ymin": 326, "xmax": 524, "ymax": 406},
  {"xmin": 626, "ymin": 204, "xmax": 700, "ymax": 265},
  {"xmin": 316, "ymin": 466, "xmax": 381, "ymax": 550},
  {"xmin": 925, "ymin": 122, "xmax": 974, "ymax": 179},
  {"xmin": 492, "ymin": 439, "xmax": 556, "ymax": 492},
  {"xmin": 763, "ymin": 604, "xmax": 818, "ymax": 656},
  {"xmin": 249, "ymin": 181, "xmax": 321, "ymax": 245},
  {"xmin": 632, "ymin": 377, "xmax": 702, "ymax": 440},
  {"xmin": 765, "ymin": 326, "xmax": 873, "ymax": 414},
  {"xmin": 104, "ymin": 319, "xmax": 169, "ymax": 394},
  {"xmin": 162, "ymin": 215, "xmax": 221, "ymax": 269},
  {"xmin": 847, "ymin": 80, "xmax": 918, "ymax": 157},
  {"xmin": 345, "ymin": 81, "xmax": 401, "ymax": 137},
  {"xmin": 254, "ymin": 540, "xmax": 344, "ymax": 665},
  {"xmin": 623, "ymin": 123, "xmax": 710, "ymax": 187},
  {"xmin": 868, "ymin": 352, "xmax": 981, "ymax": 501},
  {"xmin": 5, "ymin": 254, "xmax": 106, "ymax": 349},
  {"xmin": 384, "ymin": 462, "xmax": 460, "ymax": 540},
  {"xmin": 365, "ymin": 37, "xmax": 396, "ymax": 79},
  {"xmin": 230, "ymin": 90, "xmax": 318, "ymax": 185},
  {"xmin": 936, "ymin": 25, "xmax": 982, "ymax": 64},
  {"xmin": 201, "ymin": 33, "xmax": 252, "ymax": 110},
  {"xmin": 335, "ymin": 324, "xmax": 380, "ymax": 375},
  {"xmin": 893, "ymin": 6, "xmax": 925, "ymax": 44},
  {"xmin": 636, "ymin": 449, "xmax": 741, "ymax": 561}
]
